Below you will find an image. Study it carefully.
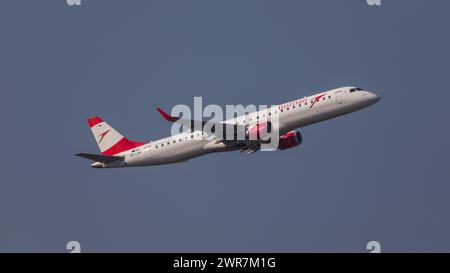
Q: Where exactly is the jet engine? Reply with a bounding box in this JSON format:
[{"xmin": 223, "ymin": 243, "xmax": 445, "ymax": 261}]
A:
[{"xmin": 278, "ymin": 131, "xmax": 303, "ymax": 150}]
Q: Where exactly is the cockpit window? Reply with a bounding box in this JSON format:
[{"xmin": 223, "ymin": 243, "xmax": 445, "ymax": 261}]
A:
[{"xmin": 350, "ymin": 87, "xmax": 365, "ymax": 93}]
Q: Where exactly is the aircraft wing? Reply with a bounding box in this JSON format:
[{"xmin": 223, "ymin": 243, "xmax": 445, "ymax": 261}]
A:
[
  {"xmin": 156, "ymin": 107, "xmax": 246, "ymax": 140},
  {"xmin": 156, "ymin": 107, "xmax": 271, "ymax": 154}
]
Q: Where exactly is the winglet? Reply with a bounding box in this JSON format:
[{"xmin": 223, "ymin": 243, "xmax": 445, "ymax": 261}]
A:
[{"xmin": 156, "ymin": 107, "xmax": 179, "ymax": 122}]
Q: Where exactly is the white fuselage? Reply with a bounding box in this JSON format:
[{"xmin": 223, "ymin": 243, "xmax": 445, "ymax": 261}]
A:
[{"xmin": 96, "ymin": 86, "xmax": 379, "ymax": 168}]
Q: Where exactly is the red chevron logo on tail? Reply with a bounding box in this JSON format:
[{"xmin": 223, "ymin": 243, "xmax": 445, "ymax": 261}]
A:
[{"xmin": 98, "ymin": 130, "xmax": 111, "ymax": 143}]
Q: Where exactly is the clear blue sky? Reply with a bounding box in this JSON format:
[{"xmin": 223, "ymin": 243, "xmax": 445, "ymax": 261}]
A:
[{"xmin": 0, "ymin": 0, "xmax": 449, "ymax": 252}]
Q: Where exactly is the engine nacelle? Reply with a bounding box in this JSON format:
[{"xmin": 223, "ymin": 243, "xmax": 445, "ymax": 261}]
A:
[
  {"xmin": 246, "ymin": 121, "xmax": 272, "ymax": 141},
  {"xmin": 278, "ymin": 131, "xmax": 303, "ymax": 150}
]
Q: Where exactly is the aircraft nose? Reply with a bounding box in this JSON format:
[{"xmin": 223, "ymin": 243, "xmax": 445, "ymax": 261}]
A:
[{"xmin": 367, "ymin": 92, "xmax": 380, "ymax": 104}]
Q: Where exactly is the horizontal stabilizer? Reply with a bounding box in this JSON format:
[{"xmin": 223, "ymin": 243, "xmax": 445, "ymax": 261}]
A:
[{"xmin": 75, "ymin": 153, "xmax": 124, "ymax": 164}]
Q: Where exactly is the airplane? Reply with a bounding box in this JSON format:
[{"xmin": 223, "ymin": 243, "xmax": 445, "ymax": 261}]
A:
[{"xmin": 76, "ymin": 86, "xmax": 380, "ymax": 168}]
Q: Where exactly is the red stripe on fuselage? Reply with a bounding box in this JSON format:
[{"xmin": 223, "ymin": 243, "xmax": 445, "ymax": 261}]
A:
[{"xmin": 102, "ymin": 138, "xmax": 146, "ymax": 156}]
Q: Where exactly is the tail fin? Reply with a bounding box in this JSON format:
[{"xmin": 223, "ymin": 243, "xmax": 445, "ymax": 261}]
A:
[{"xmin": 87, "ymin": 117, "xmax": 146, "ymax": 156}]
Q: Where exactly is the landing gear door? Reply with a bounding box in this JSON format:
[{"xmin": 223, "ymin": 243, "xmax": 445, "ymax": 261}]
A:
[{"xmin": 335, "ymin": 91, "xmax": 343, "ymax": 104}]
